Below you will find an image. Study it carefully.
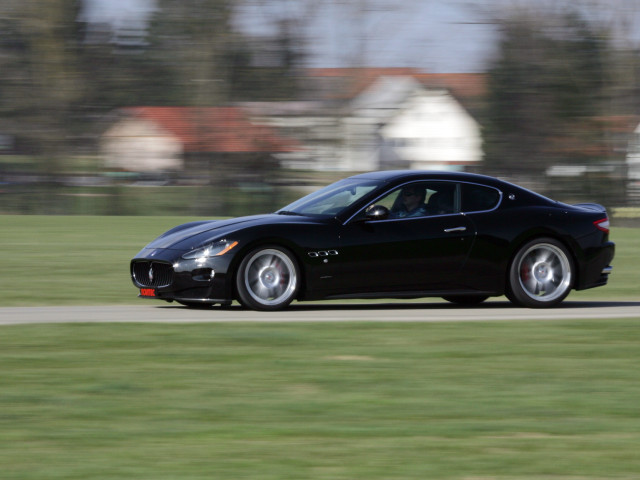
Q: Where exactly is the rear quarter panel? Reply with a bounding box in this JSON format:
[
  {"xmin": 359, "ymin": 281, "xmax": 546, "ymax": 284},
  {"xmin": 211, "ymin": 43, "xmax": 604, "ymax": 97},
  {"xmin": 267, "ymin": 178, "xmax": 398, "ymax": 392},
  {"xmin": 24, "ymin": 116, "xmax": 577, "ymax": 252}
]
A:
[{"xmin": 461, "ymin": 204, "xmax": 590, "ymax": 294}]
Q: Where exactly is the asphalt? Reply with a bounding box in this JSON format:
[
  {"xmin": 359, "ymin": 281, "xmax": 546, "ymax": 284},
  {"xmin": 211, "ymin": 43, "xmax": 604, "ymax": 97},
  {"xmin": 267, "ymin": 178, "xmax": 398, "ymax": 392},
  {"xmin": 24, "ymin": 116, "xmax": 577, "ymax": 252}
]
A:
[{"xmin": 1, "ymin": 300, "xmax": 639, "ymax": 325}]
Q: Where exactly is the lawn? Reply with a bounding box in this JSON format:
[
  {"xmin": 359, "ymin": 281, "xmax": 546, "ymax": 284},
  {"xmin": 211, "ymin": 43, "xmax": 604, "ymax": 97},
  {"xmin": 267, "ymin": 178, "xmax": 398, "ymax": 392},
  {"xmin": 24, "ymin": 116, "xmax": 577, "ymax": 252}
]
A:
[
  {"xmin": 0, "ymin": 216, "xmax": 195, "ymax": 306},
  {"xmin": 0, "ymin": 215, "xmax": 638, "ymax": 306},
  {"xmin": 1, "ymin": 216, "xmax": 640, "ymax": 479},
  {"xmin": 2, "ymin": 320, "xmax": 640, "ymax": 479}
]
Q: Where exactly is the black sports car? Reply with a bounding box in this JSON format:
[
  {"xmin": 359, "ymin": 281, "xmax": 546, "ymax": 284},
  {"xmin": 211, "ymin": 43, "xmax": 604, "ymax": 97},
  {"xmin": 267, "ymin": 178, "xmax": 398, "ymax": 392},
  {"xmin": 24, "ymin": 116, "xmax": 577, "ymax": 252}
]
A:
[{"xmin": 131, "ymin": 170, "xmax": 614, "ymax": 310}]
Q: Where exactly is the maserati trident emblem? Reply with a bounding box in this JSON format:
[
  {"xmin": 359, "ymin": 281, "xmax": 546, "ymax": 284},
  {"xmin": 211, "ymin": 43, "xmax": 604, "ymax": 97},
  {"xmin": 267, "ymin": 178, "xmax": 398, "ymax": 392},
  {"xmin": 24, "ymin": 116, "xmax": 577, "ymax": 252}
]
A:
[{"xmin": 148, "ymin": 266, "xmax": 154, "ymax": 283}]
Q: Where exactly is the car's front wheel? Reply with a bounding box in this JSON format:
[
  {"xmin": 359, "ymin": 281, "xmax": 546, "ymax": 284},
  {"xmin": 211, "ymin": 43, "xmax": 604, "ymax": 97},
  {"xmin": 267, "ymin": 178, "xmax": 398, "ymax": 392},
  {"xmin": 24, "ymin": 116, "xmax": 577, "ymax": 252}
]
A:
[
  {"xmin": 508, "ymin": 237, "xmax": 574, "ymax": 308},
  {"xmin": 236, "ymin": 246, "xmax": 300, "ymax": 311}
]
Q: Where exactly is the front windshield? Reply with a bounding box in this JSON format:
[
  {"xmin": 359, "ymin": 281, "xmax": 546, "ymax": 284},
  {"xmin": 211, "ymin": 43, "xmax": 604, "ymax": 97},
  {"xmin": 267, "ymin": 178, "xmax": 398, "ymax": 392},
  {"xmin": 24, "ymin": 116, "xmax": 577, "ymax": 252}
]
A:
[{"xmin": 278, "ymin": 178, "xmax": 382, "ymax": 216}]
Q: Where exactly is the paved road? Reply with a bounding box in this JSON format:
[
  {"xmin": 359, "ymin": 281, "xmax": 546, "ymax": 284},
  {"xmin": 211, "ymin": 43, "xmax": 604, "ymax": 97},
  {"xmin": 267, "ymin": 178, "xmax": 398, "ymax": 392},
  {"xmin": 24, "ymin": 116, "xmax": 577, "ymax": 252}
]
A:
[{"xmin": 1, "ymin": 301, "xmax": 639, "ymax": 326}]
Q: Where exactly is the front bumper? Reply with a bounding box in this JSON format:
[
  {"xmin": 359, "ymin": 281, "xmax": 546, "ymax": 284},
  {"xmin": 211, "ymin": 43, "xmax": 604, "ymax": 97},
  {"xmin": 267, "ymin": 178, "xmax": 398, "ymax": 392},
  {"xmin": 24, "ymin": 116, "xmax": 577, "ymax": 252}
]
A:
[{"xmin": 131, "ymin": 248, "xmax": 234, "ymax": 304}]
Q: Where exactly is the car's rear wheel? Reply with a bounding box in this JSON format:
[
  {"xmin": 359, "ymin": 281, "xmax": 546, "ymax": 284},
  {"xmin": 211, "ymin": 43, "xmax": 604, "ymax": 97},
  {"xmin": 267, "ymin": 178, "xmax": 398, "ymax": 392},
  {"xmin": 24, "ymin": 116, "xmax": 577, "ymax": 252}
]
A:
[
  {"xmin": 508, "ymin": 238, "xmax": 574, "ymax": 308},
  {"xmin": 442, "ymin": 295, "xmax": 489, "ymax": 305},
  {"xmin": 236, "ymin": 246, "xmax": 299, "ymax": 311}
]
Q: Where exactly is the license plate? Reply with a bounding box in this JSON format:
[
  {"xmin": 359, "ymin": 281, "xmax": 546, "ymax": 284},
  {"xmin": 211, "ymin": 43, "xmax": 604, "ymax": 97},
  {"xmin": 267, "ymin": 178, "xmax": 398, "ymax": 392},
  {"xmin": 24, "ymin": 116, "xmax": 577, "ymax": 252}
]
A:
[{"xmin": 140, "ymin": 288, "xmax": 156, "ymax": 297}]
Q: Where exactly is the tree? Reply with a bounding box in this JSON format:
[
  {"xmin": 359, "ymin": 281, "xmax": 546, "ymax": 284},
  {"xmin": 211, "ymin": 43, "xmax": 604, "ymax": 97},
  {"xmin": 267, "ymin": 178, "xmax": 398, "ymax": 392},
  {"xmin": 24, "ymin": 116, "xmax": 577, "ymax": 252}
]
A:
[
  {"xmin": 145, "ymin": 0, "xmax": 309, "ymax": 103},
  {"xmin": 0, "ymin": 1, "xmax": 84, "ymax": 151},
  {"xmin": 225, "ymin": 18, "xmax": 306, "ymax": 101},
  {"xmin": 144, "ymin": 0, "xmax": 238, "ymax": 106},
  {"xmin": 483, "ymin": 8, "xmax": 611, "ymax": 175}
]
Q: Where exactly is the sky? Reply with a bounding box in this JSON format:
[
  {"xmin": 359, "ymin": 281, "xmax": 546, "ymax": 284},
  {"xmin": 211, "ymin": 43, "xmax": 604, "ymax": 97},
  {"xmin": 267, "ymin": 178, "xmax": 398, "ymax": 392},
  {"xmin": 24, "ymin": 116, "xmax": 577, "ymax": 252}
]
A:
[
  {"xmin": 233, "ymin": 1, "xmax": 498, "ymax": 72},
  {"xmin": 80, "ymin": 0, "xmax": 497, "ymax": 73},
  {"xmin": 81, "ymin": 0, "xmax": 156, "ymax": 31}
]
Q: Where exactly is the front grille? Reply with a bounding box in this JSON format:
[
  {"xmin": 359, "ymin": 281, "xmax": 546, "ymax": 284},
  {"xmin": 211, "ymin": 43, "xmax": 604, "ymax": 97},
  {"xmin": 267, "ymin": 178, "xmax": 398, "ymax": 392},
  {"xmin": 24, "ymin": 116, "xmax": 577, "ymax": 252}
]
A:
[{"xmin": 132, "ymin": 261, "xmax": 173, "ymax": 288}]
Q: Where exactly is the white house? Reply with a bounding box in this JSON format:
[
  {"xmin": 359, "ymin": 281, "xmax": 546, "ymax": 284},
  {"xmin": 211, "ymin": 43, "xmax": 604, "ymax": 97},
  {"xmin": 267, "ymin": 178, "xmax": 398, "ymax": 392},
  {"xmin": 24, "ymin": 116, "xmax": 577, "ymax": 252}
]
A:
[
  {"xmin": 380, "ymin": 87, "xmax": 483, "ymax": 171},
  {"xmin": 342, "ymin": 76, "xmax": 420, "ymax": 171},
  {"xmin": 342, "ymin": 75, "xmax": 483, "ymax": 172},
  {"xmin": 101, "ymin": 114, "xmax": 183, "ymax": 173},
  {"xmin": 100, "ymin": 107, "xmax": 298, "ymax": 174},
  {"xmin": 241, "ymin": 102, "xmax": 344, "ymax": 171},
  {"xmin": 627, "ymin": 123, "xmax": 640, "ymax": 181},
  {"xmin": 626, "ymin": 122, "xmax": 640, "ymax": 202}
]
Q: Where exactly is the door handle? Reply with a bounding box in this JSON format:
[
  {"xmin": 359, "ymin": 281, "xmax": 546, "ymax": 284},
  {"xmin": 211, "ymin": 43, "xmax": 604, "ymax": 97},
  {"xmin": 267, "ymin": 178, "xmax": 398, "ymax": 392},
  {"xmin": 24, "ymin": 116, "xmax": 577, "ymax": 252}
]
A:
[{"xmin": 444, "ymin": 226, "xmax": 466, "ymax": 233}]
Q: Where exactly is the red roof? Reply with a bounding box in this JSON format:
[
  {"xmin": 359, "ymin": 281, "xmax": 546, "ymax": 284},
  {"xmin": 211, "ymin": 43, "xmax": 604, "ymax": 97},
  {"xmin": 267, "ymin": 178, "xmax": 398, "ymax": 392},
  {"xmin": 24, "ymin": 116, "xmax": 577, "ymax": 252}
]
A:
[
  {"xmin": 307, "ymin": 68, "xmax": 486, "ymax": 100},
  {"xmin": 590, "ymin": 115, "xmax": 640, "ymax": 134},
  {"xmin": 414, "ymin": 73, "xmax": 487, "ymax": 99},
  {"xmin": 123, "ymin": 106, "xmax": 298, "ymax": 153}
]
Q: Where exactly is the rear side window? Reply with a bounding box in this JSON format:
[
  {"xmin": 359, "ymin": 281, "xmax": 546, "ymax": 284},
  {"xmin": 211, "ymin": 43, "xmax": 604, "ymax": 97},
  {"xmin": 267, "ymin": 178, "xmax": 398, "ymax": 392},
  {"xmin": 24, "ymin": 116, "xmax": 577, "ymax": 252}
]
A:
[{"xmin": 461, "ymin": 184, "xmax": 501, "ymax": 213}]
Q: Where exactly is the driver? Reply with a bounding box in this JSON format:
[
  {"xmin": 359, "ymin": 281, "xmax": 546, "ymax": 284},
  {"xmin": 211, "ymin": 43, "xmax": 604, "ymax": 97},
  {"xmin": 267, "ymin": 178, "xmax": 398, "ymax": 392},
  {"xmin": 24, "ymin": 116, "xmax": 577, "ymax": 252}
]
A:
[{"xmin": 391, "ymin": 186, "xmax": 426, "ymax": 218}]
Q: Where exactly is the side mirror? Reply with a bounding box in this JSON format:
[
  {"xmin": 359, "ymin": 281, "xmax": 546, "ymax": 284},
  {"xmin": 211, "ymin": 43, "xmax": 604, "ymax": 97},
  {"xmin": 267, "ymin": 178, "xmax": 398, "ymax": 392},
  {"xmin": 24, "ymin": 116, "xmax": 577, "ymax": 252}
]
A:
[{"xmin": 365, "ymin": 204, "xmax": 389, "ymax": 221}]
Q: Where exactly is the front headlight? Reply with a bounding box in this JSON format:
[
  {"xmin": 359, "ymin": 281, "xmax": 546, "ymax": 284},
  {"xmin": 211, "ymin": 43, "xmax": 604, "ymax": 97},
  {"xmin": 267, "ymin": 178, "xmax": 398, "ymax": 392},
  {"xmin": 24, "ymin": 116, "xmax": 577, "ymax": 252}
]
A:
[{"xmin": 182, "ymin": 240, "xmax": 238, "ymax": 260}]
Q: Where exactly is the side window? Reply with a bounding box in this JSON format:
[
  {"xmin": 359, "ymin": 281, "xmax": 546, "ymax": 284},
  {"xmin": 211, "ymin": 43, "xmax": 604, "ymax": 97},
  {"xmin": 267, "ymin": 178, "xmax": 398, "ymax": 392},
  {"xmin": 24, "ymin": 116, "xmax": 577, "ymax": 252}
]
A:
[
  {"xmin": 424, "ymin": 182, "xmax": 457, "ymax": 216},
  {"xmin": 356, "ymin": 181, "xmax": 459, "ymax": 221},
  {"xmin": 387, "ymin": 183, "xmax": 428, "ymax": 218},
  {"xmin": 375, "ymin": 189, "xmax": 400, "ymax": 211},
  {"xmin": 461, "ymin": 184, "xmax": 500, "ymax": 213}
]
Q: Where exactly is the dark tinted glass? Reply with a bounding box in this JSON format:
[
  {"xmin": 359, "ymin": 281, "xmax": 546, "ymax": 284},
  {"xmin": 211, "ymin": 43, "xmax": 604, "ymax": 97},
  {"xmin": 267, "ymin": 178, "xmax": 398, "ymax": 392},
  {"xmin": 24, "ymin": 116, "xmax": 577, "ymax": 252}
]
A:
[{"xmin": 461, "ymin": 184, "xmax": 500, "ymax": 212}]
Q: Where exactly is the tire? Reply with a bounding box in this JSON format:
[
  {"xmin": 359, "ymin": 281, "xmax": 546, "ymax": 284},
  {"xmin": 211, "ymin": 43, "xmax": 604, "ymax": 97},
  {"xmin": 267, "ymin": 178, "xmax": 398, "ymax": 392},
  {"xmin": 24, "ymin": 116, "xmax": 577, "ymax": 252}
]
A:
[
  {"xmin": 507, "ymin": 237, "xmax": 574, "ymax": 308},
  {"xmin": 235, "ymin": 246, "xmax": 300, "ymax": 311},
  {"xmin": 442, "ymin": 295, "xmax": 489, "ymax": 305}
]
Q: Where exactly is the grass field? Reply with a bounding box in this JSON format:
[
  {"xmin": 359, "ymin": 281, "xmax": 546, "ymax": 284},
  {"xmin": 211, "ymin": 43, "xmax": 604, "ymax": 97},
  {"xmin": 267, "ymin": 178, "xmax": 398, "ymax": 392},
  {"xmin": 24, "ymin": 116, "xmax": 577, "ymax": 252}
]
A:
[
  {"xmin": 0, "ymin": 215, "xmax": 638, "ymax": 306},
  {"xmin": 0, "ymin": 216, "xmax": 196, "ymax": 306},
  {"xmin": 2, "ymin": 320, "xmax": 640, "ymax": 479},
  {"xmin": 1, "ymin": 216, "xmax": 639, "ymax": 479}
]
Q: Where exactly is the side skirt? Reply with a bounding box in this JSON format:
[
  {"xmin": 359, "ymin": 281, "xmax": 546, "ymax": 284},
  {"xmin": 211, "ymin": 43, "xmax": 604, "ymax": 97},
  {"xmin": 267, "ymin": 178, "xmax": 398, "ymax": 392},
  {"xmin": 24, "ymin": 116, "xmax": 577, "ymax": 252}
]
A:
[{"xmin": 322, "ymin": 289, "xmax": 497, "ymax": 300}]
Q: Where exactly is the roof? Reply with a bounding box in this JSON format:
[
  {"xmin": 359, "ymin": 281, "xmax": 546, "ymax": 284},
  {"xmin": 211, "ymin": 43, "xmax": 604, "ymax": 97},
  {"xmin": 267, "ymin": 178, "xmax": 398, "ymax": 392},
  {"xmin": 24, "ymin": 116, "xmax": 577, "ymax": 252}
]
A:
[
  {"xmin": 307, "ymin": 68, "xmax": 486, "ymax": 101},
  {"xmin": 591, "ymin": 115, "xmax": 640, "ymax": 134},
  {"xmin": 121, "ymin": 107, "xmax": 298, "ymax": 153},
  {"xmin": 414, "ymin": 73, "xmax": 487, "ymax": 100},
  {"xmin": 348, "ymin": 170, "xmax": 553, "ymax": 204},
  {"xmin": 351, "ymin": 169, "xmax": 503, "ymax": 185},
  {"xmin": 350, "ymin": 76, "xmax": 423, "ymax": 110}
]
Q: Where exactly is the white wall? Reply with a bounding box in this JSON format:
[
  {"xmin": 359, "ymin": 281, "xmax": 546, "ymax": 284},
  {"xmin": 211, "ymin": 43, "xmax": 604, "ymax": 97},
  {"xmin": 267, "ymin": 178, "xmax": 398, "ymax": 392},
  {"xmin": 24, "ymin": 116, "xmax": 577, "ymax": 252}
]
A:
[
  {"xmin": 627, "ymin": 126, "xmax": 640, "ymax": 181},
  {"xmin": 101, "ymin": 117, "xmax": 183, "ymax": 172},
  {"xmin": 380, "ymin": 89, "xmax": 483, "ymax": 171}
]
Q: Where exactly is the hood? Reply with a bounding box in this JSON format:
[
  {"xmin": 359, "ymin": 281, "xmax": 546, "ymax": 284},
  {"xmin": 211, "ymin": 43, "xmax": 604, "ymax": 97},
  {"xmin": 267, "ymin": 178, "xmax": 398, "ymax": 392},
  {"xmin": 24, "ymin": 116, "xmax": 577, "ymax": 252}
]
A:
[
  {"xmin": 145, "ymin": 214, "xmax": 321, "ymax": 250},
  {"xmin": 146, "ymin": 215, "xmax": 266, "ymax": 249}
]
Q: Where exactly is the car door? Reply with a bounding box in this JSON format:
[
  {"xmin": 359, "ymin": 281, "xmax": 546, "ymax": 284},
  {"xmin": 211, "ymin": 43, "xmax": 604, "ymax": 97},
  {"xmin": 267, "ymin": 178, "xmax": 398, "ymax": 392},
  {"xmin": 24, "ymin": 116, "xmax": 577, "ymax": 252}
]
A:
[{"xmin": 331, "ymin": 182, "xmax": 476, "ymax": 294}]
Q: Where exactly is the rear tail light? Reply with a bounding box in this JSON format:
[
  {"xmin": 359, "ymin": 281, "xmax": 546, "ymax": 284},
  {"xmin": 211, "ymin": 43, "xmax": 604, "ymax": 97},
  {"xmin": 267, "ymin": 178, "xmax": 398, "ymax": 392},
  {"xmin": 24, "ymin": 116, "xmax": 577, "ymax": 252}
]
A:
[{"xmin": 594, "ymin": 218, "xmax": 610, "ymax": 233}]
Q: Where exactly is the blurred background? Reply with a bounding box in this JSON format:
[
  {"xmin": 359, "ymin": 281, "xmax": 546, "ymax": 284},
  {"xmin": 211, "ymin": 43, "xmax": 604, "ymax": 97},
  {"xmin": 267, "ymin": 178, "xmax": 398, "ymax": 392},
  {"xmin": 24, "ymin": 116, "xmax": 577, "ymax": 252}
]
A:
[{"xmin": 2, "ymin": 0, "xmax": 640, "ymax": 219}]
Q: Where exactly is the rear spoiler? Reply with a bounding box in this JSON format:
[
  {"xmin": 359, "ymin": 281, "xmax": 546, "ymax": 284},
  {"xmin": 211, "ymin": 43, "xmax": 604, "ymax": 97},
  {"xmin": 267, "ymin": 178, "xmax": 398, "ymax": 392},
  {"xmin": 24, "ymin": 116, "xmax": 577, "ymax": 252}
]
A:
[
  {"xmin": 573, "ymin": 203, "xmax": 607, "ymax": 213},
  {"xmin": 572, "ymin": 203, "xmax": 610, "ymax": 232}
]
